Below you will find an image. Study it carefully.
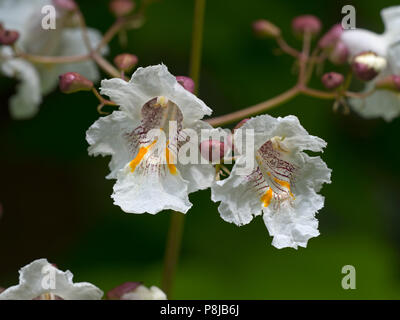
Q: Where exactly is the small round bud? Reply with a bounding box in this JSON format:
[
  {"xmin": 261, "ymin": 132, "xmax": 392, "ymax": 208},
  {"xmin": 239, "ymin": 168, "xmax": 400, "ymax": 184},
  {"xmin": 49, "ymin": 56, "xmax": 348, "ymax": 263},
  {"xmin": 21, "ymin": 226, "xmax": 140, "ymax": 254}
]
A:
[
  {"xmin": 318, "ymin": 24, "xmax": 343, "ymax": 49},
  {"xmin": 292, "ymin": 15, "xmax": 321, "ymax": 36},
  {"xmin": 199, "ymin": 140, "xmax": 226, "ymax": 163},
  {"xmin": 176, "ymin": 76, "xmax": 195, "ymax": 93},
  {"xmin": 252, "ymin": 19, "xmax": 281, "ymax": 38},
  {"xmin": 113, "ymin": 53, "xmax": 138, "ymax": 72},
  {"xmin": 52, "ymin": 0, "xmax": 77, "ymax": 11},
  {"xmin": 107, "ymin": 282, "xmax": 142, "ymax": 300},
  {"xmin": 321, "ymin": 72, "xmax": 344, "ymax": 90},
  {"xmin": 59, "ymin": 72, "xmax": 93, "ymax": 94},
  {"xmin": 351, "ymin": 51, "xmax": 387, "ymax": 81},
  {"xmin": 375, "ymin": 75, "xmax": 400, "ymax": 92},
  {"xmin": 0, "ymin": 29, "xmax": 19, "ymax": 45},
  {"xmin": 329, "ymin": 41, "xmax": 349, "ymax": 65},
  {"xmin": 109, "ymin": 0, "xmax": 135, "ymax": 17}
]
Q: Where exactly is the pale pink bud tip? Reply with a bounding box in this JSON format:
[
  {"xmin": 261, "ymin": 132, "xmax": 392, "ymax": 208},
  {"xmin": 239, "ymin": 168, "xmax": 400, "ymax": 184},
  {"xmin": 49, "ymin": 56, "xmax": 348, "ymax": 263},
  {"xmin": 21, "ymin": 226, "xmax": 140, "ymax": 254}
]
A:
[
  {"xmin": 114, "ymin": 53, "xmax": 138, "ymax": 72},
  {"xmin": 318, "ymin": 24, "xmax": 343, "ymax": 49},
  {"xmin": 176, "ymin": 76, "xmax": 195, "ymax": 93},
  {"xmin": 321, "ymin": 72, "xmax": 344, "ymax": 90},
  {"xmin": 351, "ymin": 51, "xmax": 387, "ymax": 82},
  {"xmin": 0, "ymin": 29, "xmax": 19, "ymax": 45},
  {"xmin": 375, "ymin": 75, "xmax": 400, "ymax": 92},
  {"xmin": 234, "ymin": 118, "xmax": 249, "ymax": 131},
  {"xmin": 252, "ymin": 19, "xmax": 281, "ymax": 38},
  {"xmin": 59, "ymin": 72, "xmax": 93, "ymax": 94},
  {"xmin": 52, "ymin": 0, "xmax": 77, "ymax": 11},
  {"xmin": 329, "ymin": 41, "xmax": 349, "ymax": 65},
  {"xmin": 110, "ymin": 0, "xmax": 135, "ymax": 17},
  {"xmin": 200, "ymin": 140, "xmax": 226, "ymax": 162},
  {"xmin": 292, "ymin": 15, "xmax": 321, "ymax": 36},
  {"xmin": 107, "ymin": 282, "xmax": 142, "ymax": 300}
]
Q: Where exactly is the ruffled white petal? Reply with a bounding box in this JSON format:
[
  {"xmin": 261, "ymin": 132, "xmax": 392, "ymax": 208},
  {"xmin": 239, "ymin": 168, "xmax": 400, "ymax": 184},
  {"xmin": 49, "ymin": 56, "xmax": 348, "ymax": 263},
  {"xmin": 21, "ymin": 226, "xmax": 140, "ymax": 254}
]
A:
[
  {"xmin": 122, "ymin": 285, "xmax": 167, "ymax": 300},
  {"xmin": 112, "ymin": 163, "xmax": 192, "ymax": 214},
  {"xmin": 381, "ymin": 6, "xmax": 400, "ymax": 33},
  {"xmin": 0, "ymin": 259, "xmax": 103, "ymax": 300},
  {"xmin": 86, "ymin": 111, "xmax": 140, "ymax": 179},
  {"xmin": 341, "ymin": 29, "xmax": 388, "ymax": 57},
  {"xmin": 211, "ymin": 158, "xmax": 263, "ymax": 226},
  {"xmin": 349, "ymin": 85, "xmax": 400, "ymax": 122},
  {"xmin": 1, "ymin": 58, "xmax": 42, "ymax": 119},
  {"xmin": 100, "ymin": 65, "xmax": 212, "ymax": 127},
  {"xmin": 239, "ymin": 114, "xmax": 326, "ymax": 153},
  {"xmin": 263, "ymin": 154, "xmax": 331, "ymax": 249},
  {"xmin": 0, "ymin": 0, "xmax": 48, "ymax": 34}
]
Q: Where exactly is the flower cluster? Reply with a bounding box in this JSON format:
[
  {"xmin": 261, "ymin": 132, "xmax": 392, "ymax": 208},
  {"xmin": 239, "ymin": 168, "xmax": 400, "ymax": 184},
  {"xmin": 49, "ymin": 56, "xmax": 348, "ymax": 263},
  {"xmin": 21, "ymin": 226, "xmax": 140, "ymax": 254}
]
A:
[{"xmin": 1, "ymin": 0, "xmax": 398, "ymax": 300}]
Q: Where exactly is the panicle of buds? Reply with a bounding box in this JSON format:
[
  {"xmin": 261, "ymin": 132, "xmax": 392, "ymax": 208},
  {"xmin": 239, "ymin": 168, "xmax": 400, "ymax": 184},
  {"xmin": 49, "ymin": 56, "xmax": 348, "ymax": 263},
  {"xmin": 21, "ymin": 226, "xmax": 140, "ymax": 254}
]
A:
[
  {"xmin": 321, "ymin": 72, "xmax": 344, "ymax": 90},
  {"xmin": 292, "ymin": 15, "xmax": 321, "ymax": 37},
  {"xmin": 252, "ymin": 19, "xmax": 281, "ymax": 38},
  {"xmin": 352, "ymin": 51, "xmax": 387, "ymax": 81},
  {"xmin": 113, "ymin": 53, "xmax": 138, "ymax": 72},
  {"xmin": 200, "ymin": 140, "xmax": 226, "ymax": 163},
  {"xmin": 0, "ymin": 29, "xmax": 19, "ymax": 45},
  {"xmin": 52, "ymin": 0, "xmax": 77, "ymax": 11},
  {"xmin": 109, "ymin": 0, "xmax": 135, "ymax": 17},
  {"xmin": 59, "ymin": 72, "xmax": 93, "ymax": 94},
  {"xmin": 375, "ymin": 75, "xmax": 400, "ymax": 92},
  {"xmin": 318, "ymin": 24, "xmax": 343, "ymax": 49},
  {"xmin": 176, "ymin": 76, "xmax": 195, "ymax": 93}
]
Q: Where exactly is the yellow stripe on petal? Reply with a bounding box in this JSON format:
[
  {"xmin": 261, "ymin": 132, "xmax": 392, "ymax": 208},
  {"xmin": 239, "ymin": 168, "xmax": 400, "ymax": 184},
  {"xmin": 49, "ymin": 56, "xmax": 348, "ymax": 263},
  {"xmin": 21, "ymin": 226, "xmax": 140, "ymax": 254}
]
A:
[
  {"xmin": 273, "ymin": 177, "xmax": 294, "ymax": 198},
  {"xmin": 130, "ymin": 140, "xmax": 157, "ymax": 172},
  {"xmin": 165, "ymin": 143, "xmax": 177, "ymax": 175},
  {"xmin": 261, "ymin": 187, "xmax": 273, "ymax": 208}
]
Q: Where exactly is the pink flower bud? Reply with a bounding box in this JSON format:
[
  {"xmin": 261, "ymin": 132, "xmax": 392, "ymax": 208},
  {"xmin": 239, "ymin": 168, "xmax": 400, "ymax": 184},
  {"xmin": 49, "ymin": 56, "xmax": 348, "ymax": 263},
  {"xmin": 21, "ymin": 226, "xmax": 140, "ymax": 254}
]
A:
[
  {"xmin": 329, "ymin": 41, "xmax": 349, "ymax": 65},
  {"xmin": 114, "ymin": 53, "xmax": 138, "ymax": 72},
  {"xmin": 233, "ymin": 118, "xmax": 249, "ymax": 131},
  {"xmin": 321, "ymin": 72, "xmax": 344, "ymax": 90},
  {"xmin": 292, "ymin": 15, "xmax": 321, "ymax": 36},
  {"xmin": 109, "ymin": 0, "xmax": 135, "ymax": 17},
  {"xmin": 107, "ymin": 282, "xmax": 142, "ymax": 300},
  {"xmin": 199, "ymin": 140, "xmax": 226, "ymax": 162},
  {"xmin": 252, "ymin": 19, "xmax": 281, "ymax": 38},
  {"xmin": 351, "ymin": 51, "xmax": 387, "ymax": 81},
  {"xmin": 176, "ymin": 76, "xmax": 195, "ymax": 93},
  {"xmin": 0, "ymin": 29, "xmax": 19, "ymax": 45},
  {"xmin": 318, "ymin": 24, "xmax": 343, "ymax": 49},
  {"xmin": 59, "ymin": 72, "xmax": 93, "ymax": 94},
  {"xmin": 375, "ymin": 75, "xmax": 400, "ymax": 91},
  {"xmin": 52, "ymin": 0, "xmax": 77, "ymax": 11}
]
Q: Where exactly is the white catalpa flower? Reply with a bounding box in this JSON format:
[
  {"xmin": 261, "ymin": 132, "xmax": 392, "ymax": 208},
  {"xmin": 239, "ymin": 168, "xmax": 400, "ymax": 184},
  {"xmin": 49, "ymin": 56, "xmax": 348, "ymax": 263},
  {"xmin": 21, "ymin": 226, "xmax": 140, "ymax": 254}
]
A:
[
  {"xmin": 211, "ymin": 115, "xmax": 331, "ymax": 249},
  {"xmin": 107, "ymin": 282, "xmax": 167, "ymax": 300},
  {"xmin": 0, "ymin": 0, "xmax": 106, "ymax": 119},
  {"xmin": 0, "ymin": 258, "xmax": 103, "ymax": 300},
  {"xmin": 86, "ymin": 64, "xmax": 215, "ymax": 214},
  {"xmin": 341, "ymin": 6, "xmax": 400, "ymax": 121}
]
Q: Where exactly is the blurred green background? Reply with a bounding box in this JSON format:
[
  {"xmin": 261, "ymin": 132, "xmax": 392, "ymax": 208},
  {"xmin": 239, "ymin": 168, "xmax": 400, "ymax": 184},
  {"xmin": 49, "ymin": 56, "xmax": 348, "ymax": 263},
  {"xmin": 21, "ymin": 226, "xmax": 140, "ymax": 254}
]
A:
[{"xmin": 1, "ymin": 0, "xmax": 400, "ymax": 299}]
